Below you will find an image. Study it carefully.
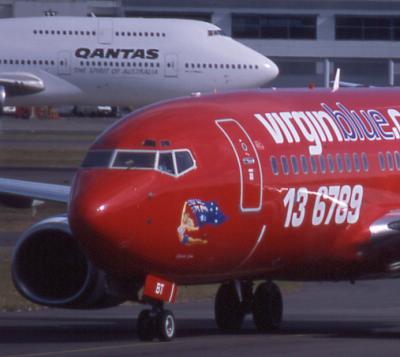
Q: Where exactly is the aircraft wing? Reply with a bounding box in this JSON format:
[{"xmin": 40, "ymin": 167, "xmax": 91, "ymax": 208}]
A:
[
  {"xmin": 0, "ymin": 72, "xmax": 45, "ymax": 97},
  {"xmin": 0, "ymin": 178, "xmax": 70, "ymax": 204}
]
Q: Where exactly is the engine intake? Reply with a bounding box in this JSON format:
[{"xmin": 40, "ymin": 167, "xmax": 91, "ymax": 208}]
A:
[{"xmin": 12, "ymin": 215, "xmax": 124, "ymax": 309}]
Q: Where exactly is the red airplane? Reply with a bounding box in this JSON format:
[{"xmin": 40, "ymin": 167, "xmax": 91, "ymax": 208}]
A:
[{"xmin": 2, "ymin": 87, "xmax": 400, "ymax": 341}]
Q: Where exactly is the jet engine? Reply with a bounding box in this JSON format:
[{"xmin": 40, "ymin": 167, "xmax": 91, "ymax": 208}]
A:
[{"xmin": 12, "ymin": 215, "xmax": 124, "ymax": 309}]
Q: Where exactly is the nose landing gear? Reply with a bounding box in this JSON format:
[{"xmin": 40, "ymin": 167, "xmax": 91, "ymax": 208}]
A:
[
  {"xmin": 214, "ymin": 280, "xmax": 283, "ymax": 332},
  {"xmin": 137, "ymin": 301, "xmax": 176, "ymax": 342}
]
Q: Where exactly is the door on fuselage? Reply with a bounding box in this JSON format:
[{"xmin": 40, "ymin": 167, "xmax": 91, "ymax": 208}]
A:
[
  {"xmin": 164, "ymin": 54, "xmax": 178, "ymax": 77},
  {"xmin": 57, "ymin": 51, "xmax": 71, "ymax": 75},
  {"xmin": 97, "ymin": 19, "xmax": 113, "ymax": 44},
  {"xmin": 216, "ymin": 119, "xmax": 263, "ymax": 212}
]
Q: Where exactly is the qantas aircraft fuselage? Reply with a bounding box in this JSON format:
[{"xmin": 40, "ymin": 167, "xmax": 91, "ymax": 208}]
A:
[
  {"xmin": 0, "ymin": 17, "xmax": 278, "ymax": 108},
  {"xmin": 5, "ymin": 87, "xmax": 400, "ymax": 340}
]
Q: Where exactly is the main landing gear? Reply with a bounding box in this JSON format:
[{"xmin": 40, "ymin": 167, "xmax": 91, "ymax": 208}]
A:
[
  {"xmin": 215, "ymin": 281, "xmax": 283, "ymax": 332},
  {"xmin": 137, "ymin": 300, "xmax": 176, "ymax": 342}
]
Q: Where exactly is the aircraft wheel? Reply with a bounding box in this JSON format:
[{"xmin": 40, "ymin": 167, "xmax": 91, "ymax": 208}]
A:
[
  {"xmin": 215, "ymin": 283, "xmax": 244, "ymax": 331},
  {"xmin": 252, "ymin": 282, "xmax": 283, "ymax": 332},
  {"xmin": 137, "ymin": 309, "xmax": 155, "ymax": 341},
  {"xmin": 157, "ymin": 309, "xmax": 176, "ymax": 342}
]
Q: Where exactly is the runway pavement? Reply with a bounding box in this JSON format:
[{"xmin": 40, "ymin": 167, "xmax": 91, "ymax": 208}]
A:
[{"xmin": 2, "ymin": 280, "xmax": 400, "ymax": 356}]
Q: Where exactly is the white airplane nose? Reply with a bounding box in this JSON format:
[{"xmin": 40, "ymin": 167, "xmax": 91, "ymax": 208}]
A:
[{"xmin": 262, "ymin": 58, "xmax": 279, "ymax": 84}]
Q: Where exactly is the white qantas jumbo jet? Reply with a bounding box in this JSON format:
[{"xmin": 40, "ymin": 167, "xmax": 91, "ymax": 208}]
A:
[{"xmin": 0, "ymin": 16, "xmax": 278, "ymax": 108}]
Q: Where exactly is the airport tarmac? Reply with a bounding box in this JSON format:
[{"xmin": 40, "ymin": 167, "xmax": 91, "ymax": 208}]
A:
[{"xmin": 1, "ymin": 281, "xmax": 400, "ymax": 357}]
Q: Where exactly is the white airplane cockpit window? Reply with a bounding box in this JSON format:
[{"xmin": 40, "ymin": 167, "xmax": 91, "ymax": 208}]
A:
[
  {"xmin": 81, "ymin": 150, "xmax": 113, "ymax": 168},
  {"xmin": 175, "ymin": 150, "xmax": 195, "ymax": 174},
  {"xmin": 109, "ymin": 149, "xmax": 196, "ymax": 177},
  {"xmin": 113, "ymin": 152, "xmax": 156, "ymax": 169},
  {"xmin": 158, "ymin": 152, "xmax": 174, "ymax": 174}
]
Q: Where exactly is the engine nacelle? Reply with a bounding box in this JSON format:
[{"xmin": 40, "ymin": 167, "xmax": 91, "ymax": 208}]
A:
[{"xmin": 12, "ymin": 215, "xmax": 125, "ymax": 309}]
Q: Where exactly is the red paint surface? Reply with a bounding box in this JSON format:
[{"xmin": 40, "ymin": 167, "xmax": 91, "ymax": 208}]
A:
[{"xmin": 68, "ymin": 88, "xmax": 400, "ymax": 285}]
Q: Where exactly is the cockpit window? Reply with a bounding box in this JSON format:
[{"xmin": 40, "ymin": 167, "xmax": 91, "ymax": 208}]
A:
[
  {"xmin": 83, "ymin": 149, "xmax": 197, "ymax": 176},
  {"xmin": 208, "ymin": 29, "xmax": 225, "ymax": 36},
  {"xmin": 81, "ymin": 151, "xmax": 113, "ymax": 168},
  {"xmin": 158, "ymin": 152, "xmax": 175, "ymax": 174},
  {"xmin": 112, "ymin": 152, "xmax": 156, "ymax": 169},
  {"xmin": 175, "ymin": 150, "xmax": 195, "ymax": 174}
]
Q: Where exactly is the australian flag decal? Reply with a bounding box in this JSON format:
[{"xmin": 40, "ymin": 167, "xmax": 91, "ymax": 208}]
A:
[{"xmin": 187, "ymin": 199, "xmax": 226, "ymax": 227}]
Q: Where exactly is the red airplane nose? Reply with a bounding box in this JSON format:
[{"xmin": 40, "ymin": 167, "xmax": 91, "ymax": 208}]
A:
[{"xmin": 68, "ymin": 170, "xmax": 147, "ymax": 275}]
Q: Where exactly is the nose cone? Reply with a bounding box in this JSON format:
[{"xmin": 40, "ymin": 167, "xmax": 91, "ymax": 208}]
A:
[
  {"xmin": 68, "ymin": 171, "xmax": 142, "ymax": 274},
  {"xmin": 263, "ymin": 58, "xmax": 279, "ymax": 83}
]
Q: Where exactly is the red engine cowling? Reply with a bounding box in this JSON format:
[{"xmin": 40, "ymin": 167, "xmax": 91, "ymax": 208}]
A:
[{"xmin": 12, "ymin": 215, "xmax": 126, "ymax": 309}]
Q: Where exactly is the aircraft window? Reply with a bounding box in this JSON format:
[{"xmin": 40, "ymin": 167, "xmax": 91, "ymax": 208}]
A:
[
  {"xmin": 310, "ymin": 156, "xmax": 317, "ymax": 174},
  {"xmin": 113, "ymin": 152, "xmax": 156, "ymax": 169},
  {"xmin": 121, "ymin": 31, "xmax": 125, "ymax": 36},
  {"xmin": 244, "ymin": 65, "xmax": 247, "ymax": 69},
  {"xmin": 115, "ymin": 31, "xmax": 119, "ymax": 36},
  {"xmin": 150, "ymin": 63, "xmax": 154, "ymax": 68},
  {"xmin": 353, "ymin": 153, "xmax": 361, "ymax": 172},
  {"xmin": 327, "ymin": 154, "xmax": 335, "ymax": 173},
  {"xmin": 74, "ymin": 31, "xmax": 78, "ymax": 35},
  {"xmin": 395, "ymin": 151, "xmax": 400, "ymax": 170},
  {"xmin": 33, "ymin": 30, "xmax": 37, "ymax": 34},
  {"xmin": 386, "ymin": 151, "xmax": 394, "ymax": 171},
  {"xmin": 15, "ymin": 60, "xmax": 19, "ymax": 65},
  {"xmin": 175, "ymin": 151, "xmax": 195, "ymax": 174},
  {"xmin": 144, "ymin": 62, "xmax": 148, "ymax": 67},
  {"xmin": 57, "ymin": 30, "xmax": 61, "ymax": 35},
  {"xmin": 249, "ymin": 65, "xmax": 253, "ymax": 69},
  {"xmin": 121, "ymin": 62, "xmax": 125, "ymax": 67},
  {"xmin": 156, "ymin": 32, "xmax": 160, "ymax": 37},
  {"xmin": 32, "ymin": 60, "xmax": 36, "ymax": 65},
  {"xmin": 185, "ymin": 63, "xmax": 189, "ymax": 68},
  {"xmin": 10, "ymin": 60, "xmax": 13, "ymax": 64},
  {"xmin": 80, "ymin": 31, "xmax": 84, "ymax": 35},
  {"xmin": 232, "ymin": 64, "xmax": 236, "ymax": 69},
  {"xmin": 151, "ymin": 32, "xmax": 154, "ymax": 36},
  {"xmin": 92, "ymin": 31, "xmax": 96, "ymax": 36},
  {"xmin": 344, "ymin": 153, "xmax": 352, "ymax": 172},
  {"xmin": 139, "ymin": 32, "xmax": 143, "ymax": 36},
  {"xmin": 81, "ymin": 151, "xmax": 113, "ymax": 168},
  {"xmin": 319, "ymin": 155, "xmax": 326, "ymax": 173},
  {"xmin": 281, "ymin": 156, "xmax": 289, "ymax": 175},
  {"xmin": 158, "ymin": 152, "xmax": 175, "ymax": 174},
  {"xmin": 270, "ymin": 156, "xmax": 279, "ymax": 175},
  {"xmin": 300, "ymin": 155, "xmax": 308, "ymax": 174},
  {"xmin": 336, "ymin": 154, "xmax": 343, "ymax": 173},
  {"xmin": 378, "ymin": 152, "xmax": 385, "ymax": 171},
  {"xmin": 145, "ymin": 32, "xmax": 148, "ymax": 37},
  {"xmin": 39, "ymin": 30, "xmax": 43, "ymax": 34},
  {"xmin": 361, "ymin": 152, "xmax": 369, "ymax": 172},
  {"xmin": 290, "ymin": 155, "xmax": 299, "ymax": 175}
]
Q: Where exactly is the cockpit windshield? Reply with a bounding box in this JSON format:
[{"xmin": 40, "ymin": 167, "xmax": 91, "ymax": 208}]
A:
[
  {"xmin": 208, "ymin": 29, "xmax": 226, "ymax": 36},
  {"xmin": 113, "ymin": 152, "xmax": 156, "ymax": 169},
  {"xmin": 81, "ymin": 149, "xmax": 196, "ymax": 177}
]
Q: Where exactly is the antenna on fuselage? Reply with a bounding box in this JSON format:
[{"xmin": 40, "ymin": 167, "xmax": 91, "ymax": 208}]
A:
[{"xmin": 332, "ymin": 68, "xmax": 341, "ymax": 92}]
